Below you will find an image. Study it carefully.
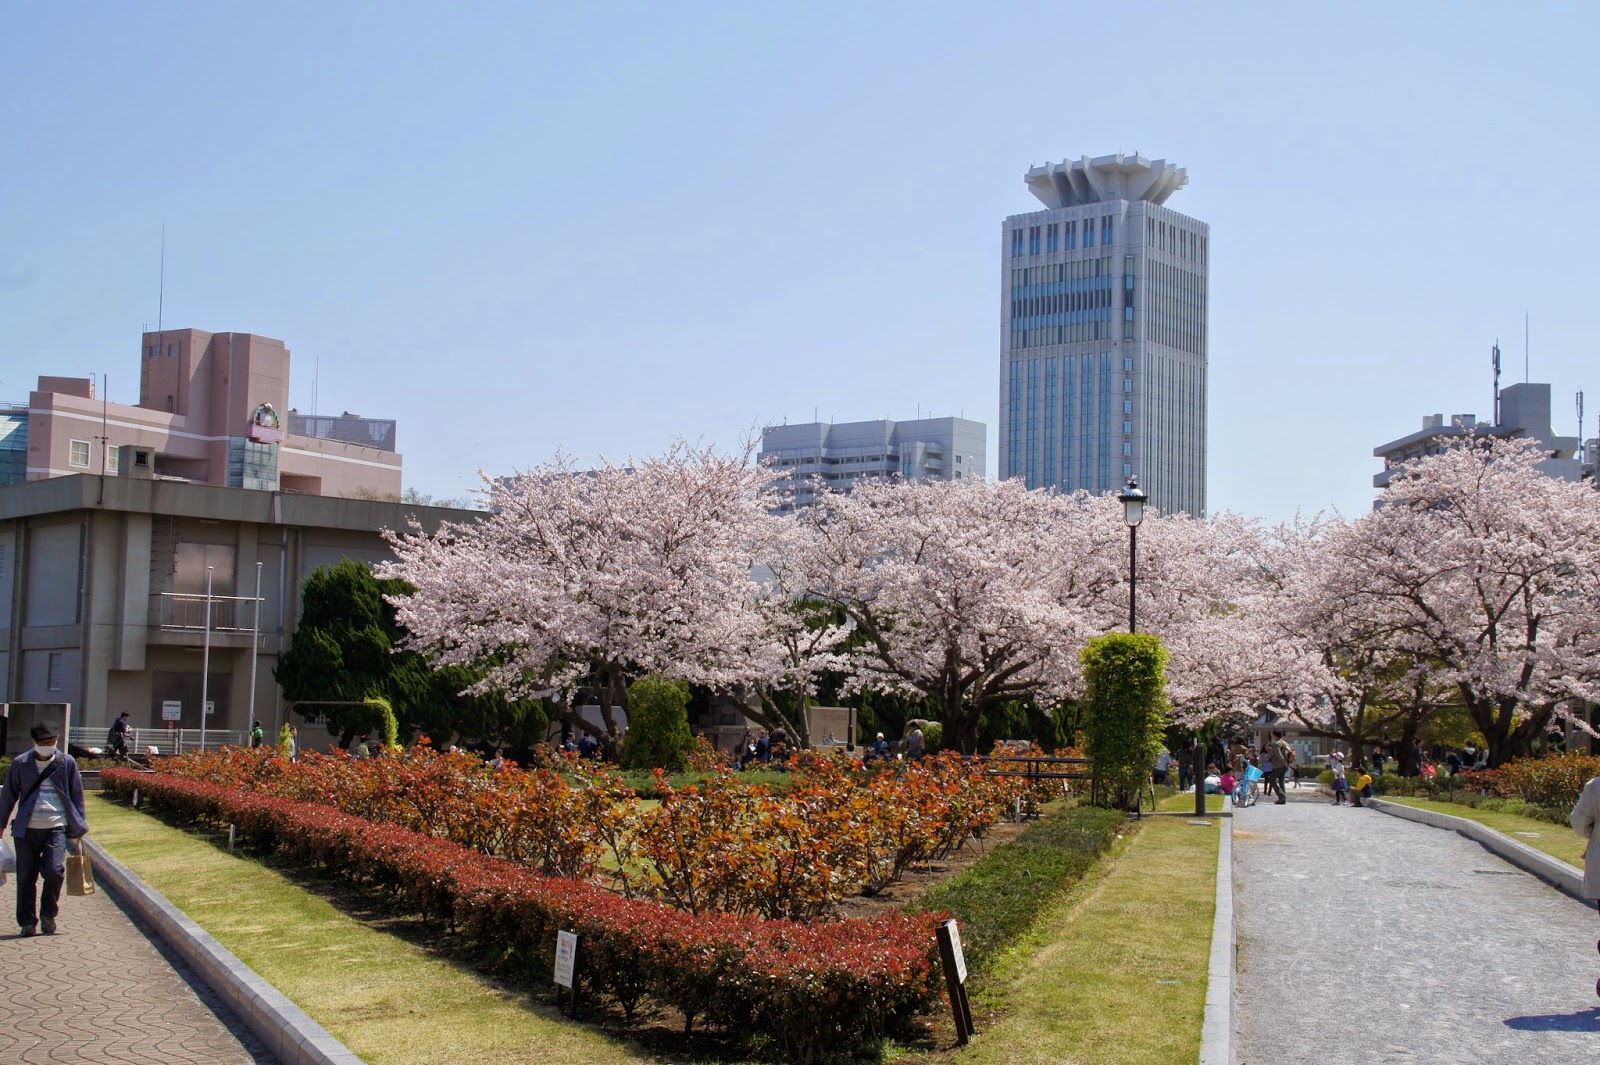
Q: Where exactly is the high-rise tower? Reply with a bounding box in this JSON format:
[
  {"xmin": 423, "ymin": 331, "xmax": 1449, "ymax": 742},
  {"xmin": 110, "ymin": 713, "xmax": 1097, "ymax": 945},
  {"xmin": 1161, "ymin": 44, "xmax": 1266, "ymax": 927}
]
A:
[{"xmin": 998, "ymin": 153, "xmax": 1207, "ymax": 516}]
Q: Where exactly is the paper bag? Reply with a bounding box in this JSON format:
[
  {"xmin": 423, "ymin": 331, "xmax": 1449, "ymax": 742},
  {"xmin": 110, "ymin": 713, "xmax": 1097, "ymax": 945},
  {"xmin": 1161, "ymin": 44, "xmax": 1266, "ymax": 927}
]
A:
[{"xmin": 66, "ymin": 842, "xmax": 95, "ymax": 897}]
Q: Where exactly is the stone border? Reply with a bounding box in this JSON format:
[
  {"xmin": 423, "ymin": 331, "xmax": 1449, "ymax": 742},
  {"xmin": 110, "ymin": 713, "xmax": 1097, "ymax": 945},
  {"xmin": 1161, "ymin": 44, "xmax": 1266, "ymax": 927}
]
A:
[
  {"xmin": 1368, "ymin": 798, "xmax": 1591, "ymax": 905},
  {"xmin": 85, "ymin": 839, "xmax": 365, "ymax": 1065},
  {"xmin": 1198, "ymin": 815, "xmax": 1234, "ymax": 1065}
]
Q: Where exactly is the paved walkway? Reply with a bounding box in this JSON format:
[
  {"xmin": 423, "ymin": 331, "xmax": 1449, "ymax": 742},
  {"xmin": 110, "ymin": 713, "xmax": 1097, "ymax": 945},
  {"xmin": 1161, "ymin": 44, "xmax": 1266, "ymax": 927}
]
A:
[
  {"xmin": 1233, "ymin": 792, "xmax": 1600, "ymax": 1064},
  {"xmin": 0, "ymin": 858, "xmax": 275, "ymax": 1064}
]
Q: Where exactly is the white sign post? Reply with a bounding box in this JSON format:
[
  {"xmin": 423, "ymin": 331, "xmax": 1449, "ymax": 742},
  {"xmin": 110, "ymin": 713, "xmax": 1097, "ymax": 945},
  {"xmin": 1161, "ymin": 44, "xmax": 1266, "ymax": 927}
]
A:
[
  {"xmin": 553, "ymin": 930, "xmax": 579, "ymax": 1016},
  {"xmin": 937, "ymin": 918, "xmax": 975, "ymax": 1044},
  {"xmin": 162, "ymin": 701, "xmax": 182, "ymax": 722}
]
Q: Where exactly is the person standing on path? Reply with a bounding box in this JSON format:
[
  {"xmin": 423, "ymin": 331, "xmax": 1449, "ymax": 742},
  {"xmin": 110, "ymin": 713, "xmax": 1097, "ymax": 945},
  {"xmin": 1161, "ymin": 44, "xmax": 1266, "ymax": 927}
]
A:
[
  {"xmin": 0, "ymin": 721, "xmax": 89, "ymax": 936},
  {"xmin": 1571, "ymin": 770, "xmax": 1600, "ymax": 905},
  {"xmin": 1270, "ymin": 730, "xmax": 1293, "ymax": 804}
]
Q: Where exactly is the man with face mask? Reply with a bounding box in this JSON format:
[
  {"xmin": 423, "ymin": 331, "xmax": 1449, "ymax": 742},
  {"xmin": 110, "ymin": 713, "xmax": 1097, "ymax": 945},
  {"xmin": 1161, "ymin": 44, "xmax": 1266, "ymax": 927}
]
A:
[{"xmin": 0, "ymin": 722, "xmax": 89, "ymax": 935}]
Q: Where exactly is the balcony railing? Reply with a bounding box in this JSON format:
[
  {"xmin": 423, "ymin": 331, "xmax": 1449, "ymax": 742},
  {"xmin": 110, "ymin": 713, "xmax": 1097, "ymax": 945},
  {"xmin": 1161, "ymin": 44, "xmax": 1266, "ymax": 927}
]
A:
[{"xmin": 154, "ymin": 593, "xmax": 265, "ymax": 632}]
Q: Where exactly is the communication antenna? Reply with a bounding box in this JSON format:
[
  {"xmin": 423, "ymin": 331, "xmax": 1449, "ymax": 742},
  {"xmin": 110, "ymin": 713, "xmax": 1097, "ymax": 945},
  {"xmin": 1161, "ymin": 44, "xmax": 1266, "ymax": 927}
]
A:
[
  {"xmin": 158, "ymin": 224, "xmax": 165, "ymax": 332},
  {"xmin": 1577, "ymin": 391, "xmax": 1585, "ymax": 448},
  {"xmin": 1491, "ymin": 341, "xmax": 1501, "ymax": 425},
  {"xmin": 1524, "ymin": 311, "xmax": 1530, "ymax": 384}
]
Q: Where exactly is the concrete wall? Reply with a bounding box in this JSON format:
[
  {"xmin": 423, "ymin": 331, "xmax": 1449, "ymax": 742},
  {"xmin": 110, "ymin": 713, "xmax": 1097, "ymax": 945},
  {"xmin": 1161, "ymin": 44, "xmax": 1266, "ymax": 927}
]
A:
[{"xmin": 0, "ymin": 475, "xmax": 478, "ymax": 742}]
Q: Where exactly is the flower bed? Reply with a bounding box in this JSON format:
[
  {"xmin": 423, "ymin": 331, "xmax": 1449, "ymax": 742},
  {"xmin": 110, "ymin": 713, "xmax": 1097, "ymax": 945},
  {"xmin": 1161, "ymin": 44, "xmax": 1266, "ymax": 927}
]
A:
[
  {"xmin": 152, "ymin": 746, "xmax": 1048, "ymax": 919},
  {"xmin": 101, "ymin": 768, "xmax": 942, "ymax": 1063},
  {"xmin": 1461, "ymin": 753, "xmax": 1600, "ymax": 810}
]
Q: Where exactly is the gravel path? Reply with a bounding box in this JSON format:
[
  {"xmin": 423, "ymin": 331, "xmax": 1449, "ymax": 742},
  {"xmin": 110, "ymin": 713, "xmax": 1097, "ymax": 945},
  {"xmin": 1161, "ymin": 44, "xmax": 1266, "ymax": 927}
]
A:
[{"xmin": 1233, "ymin": 793, "xmax": 1600, "ymax": 1064}]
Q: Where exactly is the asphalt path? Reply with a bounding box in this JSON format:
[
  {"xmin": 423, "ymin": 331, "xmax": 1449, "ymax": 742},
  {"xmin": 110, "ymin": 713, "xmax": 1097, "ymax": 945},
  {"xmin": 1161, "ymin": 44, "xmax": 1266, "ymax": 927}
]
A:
[{"xmin": 1232, "ymin": 792, "xmax": 1600, "ymax": 1064}]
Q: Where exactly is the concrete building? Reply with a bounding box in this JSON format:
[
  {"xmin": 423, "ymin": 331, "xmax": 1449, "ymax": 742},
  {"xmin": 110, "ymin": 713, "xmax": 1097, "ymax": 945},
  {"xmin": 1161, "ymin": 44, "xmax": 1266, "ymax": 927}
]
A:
[
  {"xmin": 758, "ymin": 417, "xmax": 986, "ymax": 510},
  {"xmin": 1373, "ymin": 382, "xmax": 1586, "ymax": 491},
  {"xmin": 999, "ymin": 153, "xmax": 1208, "ymax": 516},
  {"xmin": 0, "ymin": 472, "xmax": 470, "ymax": 755},
  {"xmin": 5, "ymin": 328, "xmax": 401, "ymax": 499}
]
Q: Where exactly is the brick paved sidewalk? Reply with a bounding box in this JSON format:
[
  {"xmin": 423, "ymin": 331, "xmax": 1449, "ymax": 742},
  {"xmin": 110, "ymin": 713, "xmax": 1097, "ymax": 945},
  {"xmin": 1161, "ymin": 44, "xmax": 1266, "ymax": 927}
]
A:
[
  {"xmin": 0, "ymin": 857, "xmax": 275, "ymax": 1064},
  {"xmin": 1233, "ymin": 799, "xmax": 1600, "ymax": 1065}
]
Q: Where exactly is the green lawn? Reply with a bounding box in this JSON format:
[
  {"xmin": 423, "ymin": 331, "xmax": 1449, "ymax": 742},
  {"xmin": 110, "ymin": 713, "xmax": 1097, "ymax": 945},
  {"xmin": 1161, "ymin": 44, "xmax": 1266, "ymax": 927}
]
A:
[
  {"xmin": 949, "ymin": 816, "xmax": 1219, "ymax": 1065},
  {"xmin": 1380, "ymin": 796, "xmax": 1586, "ymax": 869},
  {"xmin": 1155, "ymin": 790, "xmax": 1224, "ymax": 814},
  {"xmin": 86, "ymin": 794, "xmax": 650, "ymax": 1065}
]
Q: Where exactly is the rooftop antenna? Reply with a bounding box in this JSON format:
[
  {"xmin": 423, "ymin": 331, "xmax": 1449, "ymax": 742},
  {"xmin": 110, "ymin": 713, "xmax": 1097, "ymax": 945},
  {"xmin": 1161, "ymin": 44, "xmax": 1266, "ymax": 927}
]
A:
[
  {"xmin": 1491, "ymin": 341, "xmax": 1501, "ymax": 425},
  {"xmin": 1524, "ymin": 311, "xmax": 1530, "ymax": 384},
  {"xmin": 157, "ymin": 223, "xmax": 165, "ymax": 334},
  {"xmin": 1578, "ymin": 391, "xmax": 1585, "ymax": 446}
]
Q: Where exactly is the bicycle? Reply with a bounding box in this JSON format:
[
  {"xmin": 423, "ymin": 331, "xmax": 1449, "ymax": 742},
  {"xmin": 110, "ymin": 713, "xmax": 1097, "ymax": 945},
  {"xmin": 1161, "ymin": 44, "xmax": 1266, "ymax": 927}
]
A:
[{"xmin": 1233, "ymin": 765, "xmax": 1263, "ymax": 808}]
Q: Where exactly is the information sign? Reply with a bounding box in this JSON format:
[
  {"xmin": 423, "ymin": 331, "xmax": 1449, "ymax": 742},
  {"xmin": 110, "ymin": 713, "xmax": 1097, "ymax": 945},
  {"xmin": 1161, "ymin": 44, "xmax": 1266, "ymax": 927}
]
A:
[
  {"xmin": 553, "ymin": 930, "xmax": 578, "ymax": 989},
  {"xmin": 162, "ymin": 701, "xmax": 182, "ymax": 722}
]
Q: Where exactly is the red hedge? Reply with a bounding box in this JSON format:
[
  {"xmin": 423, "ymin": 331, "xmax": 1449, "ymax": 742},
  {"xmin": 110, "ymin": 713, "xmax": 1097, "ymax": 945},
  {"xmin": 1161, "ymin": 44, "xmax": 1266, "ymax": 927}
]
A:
[{"xmin": 101, "ymin": 769, "xmax": 943, "ymax": 1061}]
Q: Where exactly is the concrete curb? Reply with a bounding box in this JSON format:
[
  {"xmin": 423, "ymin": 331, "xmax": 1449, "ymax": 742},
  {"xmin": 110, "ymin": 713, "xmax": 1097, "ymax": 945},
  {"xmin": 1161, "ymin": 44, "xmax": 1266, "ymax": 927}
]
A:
[
  {"xmin": 85, "ymin": 838, "xmax": 365, "ymax": 1065},
  {"xmin": 1198, "ymin": 815, "xmax": 1234, "ymax": 1065},
  {"xmin": 1367, "ymin": 799, "xmax": 1592, "ymax": 906}
]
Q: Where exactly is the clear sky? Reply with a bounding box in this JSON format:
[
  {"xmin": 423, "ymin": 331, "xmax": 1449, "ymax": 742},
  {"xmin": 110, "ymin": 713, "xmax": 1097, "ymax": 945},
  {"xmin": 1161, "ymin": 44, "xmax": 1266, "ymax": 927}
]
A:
[{"xmin": 4, "ymin": 1, "xmax": 1596, "ymax": 522}]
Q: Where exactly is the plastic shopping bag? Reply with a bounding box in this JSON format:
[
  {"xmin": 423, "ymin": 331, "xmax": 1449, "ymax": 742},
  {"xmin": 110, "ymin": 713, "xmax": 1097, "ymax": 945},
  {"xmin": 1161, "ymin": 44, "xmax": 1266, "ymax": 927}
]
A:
[{"xmin": 0, "ymin": 835, "xmax": 14, "ymax": 885}]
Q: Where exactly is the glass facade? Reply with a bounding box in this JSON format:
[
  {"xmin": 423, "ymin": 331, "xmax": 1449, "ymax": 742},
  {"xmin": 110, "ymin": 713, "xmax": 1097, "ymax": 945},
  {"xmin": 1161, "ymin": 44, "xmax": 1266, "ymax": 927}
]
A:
[{"xmin": 1002, "ymin": 197, "xmax": 1207, "ymax": 515}]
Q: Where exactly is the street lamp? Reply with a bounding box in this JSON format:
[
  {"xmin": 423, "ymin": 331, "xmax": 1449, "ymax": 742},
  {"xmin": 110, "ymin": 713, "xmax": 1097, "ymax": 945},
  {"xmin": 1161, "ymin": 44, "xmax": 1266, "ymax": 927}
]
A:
[{"xmin": 1117, "ymin": 477, "xmax": 1145, "ymax": 633}]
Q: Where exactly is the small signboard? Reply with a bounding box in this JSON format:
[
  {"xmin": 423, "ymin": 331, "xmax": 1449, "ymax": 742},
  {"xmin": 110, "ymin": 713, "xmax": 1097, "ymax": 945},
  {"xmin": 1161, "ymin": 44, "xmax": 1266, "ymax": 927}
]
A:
[
  {"xmin": 162, "ymin": 701, "xmax": 182, "ymax": 722},
  {"xmin": 946, "ymin": 918, "xmax": 967, "ymax": 983},
  {"xmin": 553, "ymin": 930, "xmax": 578, "ymax": 989},
  {"xmin": 937, "ymin": 918, "xmax": 975, "ymax": 1044},
  {"xmin": 204, "ymin": 700, "xmax": 215, "ymax": 716}
]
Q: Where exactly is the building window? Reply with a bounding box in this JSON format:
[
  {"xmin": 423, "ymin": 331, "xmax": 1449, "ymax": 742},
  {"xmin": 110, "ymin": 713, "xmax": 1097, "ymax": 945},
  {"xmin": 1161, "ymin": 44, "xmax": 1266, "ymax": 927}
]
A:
[
  {"xmin": 1123, "ymin": 379, "xmax": 1133, "ymax": 392},
  {"xmin": 1028, "ymin": 226, "xmax": 1041, "ymax": 255},
  {"xmin": 1047, "ymin": 223, "xmax": 1059, "ymax": 253},
  {"xmin": 1066, "ymin": 220, "xmax": 1076, "ymax": 249},
  {"xmin": 145, "ymin": 345, "xmax": 156, "ymax": 359},
  {"xmin": 47, "ymin": 652, "xmax": 63, "ymax": 692},
  {"xmin": 1123, "ymin": 420, "xmax": 1133, "ymax": 434},
  {"xmin": 1123, "ymin": 356, "xmax": 1134, "ymax": 371},
  {"xmin": 1123, "ymin": 462, "xmax": 1133, "ymax": 478},
  {"xmin": 1122, "ymin": 442, "xmax": 1134, "ymax": 456},
  {"xmin": 1084, "ymin": 222, "xmax": 1095, "ymax": 249},
  {"xmin": 69, "ymin": 439, "xmax": 90, "ymax": 467},
  {"xmin": 1123, "ymin": 399, "xmax": 1134, "ymax": 414},
  {"xmin": 1103, "ymin": 216, "xmax": 1114, "ymax": 245},
  {"xmin": 106, "ymin": 445, "xmax": 119, "ymax": 475},
  {"xmin": 1012, "ymin": 229, "xmax": 1024, "ymax": 257},
  {"xmin": 166, "ymin": 343, "xmax": 177, "ymax": 357}
]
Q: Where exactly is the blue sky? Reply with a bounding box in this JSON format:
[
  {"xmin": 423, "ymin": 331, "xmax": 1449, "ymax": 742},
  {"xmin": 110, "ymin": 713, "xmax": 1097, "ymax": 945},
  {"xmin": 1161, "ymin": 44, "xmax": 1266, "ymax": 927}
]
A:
[{"xmin": 4, "ymin": 1, "xmax": 1596, "ymax": 522}]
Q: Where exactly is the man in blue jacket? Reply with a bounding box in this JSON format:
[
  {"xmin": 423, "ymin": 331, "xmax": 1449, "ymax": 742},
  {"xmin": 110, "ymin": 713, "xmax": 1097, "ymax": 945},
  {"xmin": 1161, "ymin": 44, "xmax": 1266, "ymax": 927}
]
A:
[{"xmin": 0, "ymin": 721, "xmax": 89, "ymax": 936}]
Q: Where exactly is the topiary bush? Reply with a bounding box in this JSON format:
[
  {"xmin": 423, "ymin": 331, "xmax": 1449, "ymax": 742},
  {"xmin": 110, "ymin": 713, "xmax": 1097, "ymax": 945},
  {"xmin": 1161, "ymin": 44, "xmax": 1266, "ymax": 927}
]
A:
[
  {"xmin": 622, "ymin": 674, "xmax": 695, "ymax": 771},
  {"xmin": 1079, "ymin": 633, "xmax": 1169, "ymax": 809}
]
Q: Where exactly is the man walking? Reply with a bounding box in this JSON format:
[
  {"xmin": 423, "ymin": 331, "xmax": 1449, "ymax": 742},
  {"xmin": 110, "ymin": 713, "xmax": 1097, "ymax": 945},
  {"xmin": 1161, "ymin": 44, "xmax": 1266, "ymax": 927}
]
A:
[
  {"xmin": 0, "ymin": 722, "xmax": 89, "ymax": 935},
  {"xmin": 1269, "ymin": 730, "xmax": 1293, "ymax": 805}
]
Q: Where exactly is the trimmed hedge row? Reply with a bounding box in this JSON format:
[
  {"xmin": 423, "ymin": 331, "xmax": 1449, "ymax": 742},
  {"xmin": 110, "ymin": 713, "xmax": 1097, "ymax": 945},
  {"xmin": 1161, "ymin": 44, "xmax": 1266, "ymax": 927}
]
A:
[{"xmin": 101, "ymin": 769, "xmax": 942, "ymax": 1063}]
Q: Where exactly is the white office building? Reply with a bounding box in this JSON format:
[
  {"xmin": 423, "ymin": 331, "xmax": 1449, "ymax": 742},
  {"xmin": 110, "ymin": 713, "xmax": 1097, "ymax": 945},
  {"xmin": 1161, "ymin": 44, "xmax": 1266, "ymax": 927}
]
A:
[
  {"xmin": 758, "ymin": 417, "xmax": 986, "ymax": 510},
  {"xmin": 1373, "ymin": 381, "xmax": 1587, "ymax": 492},
  {"xmin": 998, "ymin": 153, "xmax": 1208, "ymax": 516}
]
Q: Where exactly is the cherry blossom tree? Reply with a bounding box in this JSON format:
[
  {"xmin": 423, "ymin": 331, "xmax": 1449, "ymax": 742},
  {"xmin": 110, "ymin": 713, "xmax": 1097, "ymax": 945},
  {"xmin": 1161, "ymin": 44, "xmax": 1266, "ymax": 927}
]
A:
[
  {"xmin": 791, "ymin": 477, "xmax": 1118, "ymax": 753},
  {"xmin": 1263, "ymin": 517, "xmax": 1452, "ymax": 763},
  {"xmin": 1320, "ymin": 436, "xmax": 1600, "ymax": 766},
  {"xmin": 380, "ymin": 441, "xmax": 779, "ymax": 755}
]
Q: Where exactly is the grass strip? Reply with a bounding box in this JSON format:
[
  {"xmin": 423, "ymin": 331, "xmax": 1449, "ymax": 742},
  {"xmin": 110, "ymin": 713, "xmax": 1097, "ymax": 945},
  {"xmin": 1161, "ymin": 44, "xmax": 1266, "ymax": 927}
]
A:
[
  {"xmin": 953, "ymin": 816, "xmax": 1219, "ymax": 1065},
  {"xmin": 911, "ymin": 805, "xmax": 1125, "ymax": 975},
  {"xmin": 1155, "ymin": 791, "xmax": 1224, "ymax": 813},
  {"xmin": 85, "ymin": 794, "xmax": 649, "ymax": 1065},
  {"xmin": 1381, "ymin": 795, "xmax": 1586, "ymax": 869}
]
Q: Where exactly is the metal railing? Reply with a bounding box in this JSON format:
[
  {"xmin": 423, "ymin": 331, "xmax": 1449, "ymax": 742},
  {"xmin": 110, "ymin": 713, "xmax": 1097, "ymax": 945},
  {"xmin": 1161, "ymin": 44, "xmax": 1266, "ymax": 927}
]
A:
[
  {"xmin": 154, "ymin": 593, "xmax": 264, "ymax": 632},
  {"xmin": 120, "ymin": 727, "xmax": 250, "ymax": 756}
]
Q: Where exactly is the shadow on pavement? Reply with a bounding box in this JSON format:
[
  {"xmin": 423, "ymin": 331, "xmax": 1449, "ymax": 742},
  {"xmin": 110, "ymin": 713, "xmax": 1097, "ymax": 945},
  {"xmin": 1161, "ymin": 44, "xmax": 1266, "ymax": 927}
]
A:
[{"xmin": 1503, "ymin": 1008, "xmax": 1600, "ymax": 1032}]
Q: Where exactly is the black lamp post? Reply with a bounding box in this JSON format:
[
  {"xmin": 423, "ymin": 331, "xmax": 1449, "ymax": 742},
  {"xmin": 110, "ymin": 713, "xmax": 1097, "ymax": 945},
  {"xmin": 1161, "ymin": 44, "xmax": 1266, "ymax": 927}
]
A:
[{"xmin": 1117, "ymin": 477, "xmax": 1145, "ymax": 633}]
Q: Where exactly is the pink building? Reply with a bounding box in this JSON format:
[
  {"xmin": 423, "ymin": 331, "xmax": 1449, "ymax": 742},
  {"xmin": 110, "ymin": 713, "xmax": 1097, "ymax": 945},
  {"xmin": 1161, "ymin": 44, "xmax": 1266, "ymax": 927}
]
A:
[{"xmin": 22, "ymin": 329, "xmax": 401, "ymax": 498}]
